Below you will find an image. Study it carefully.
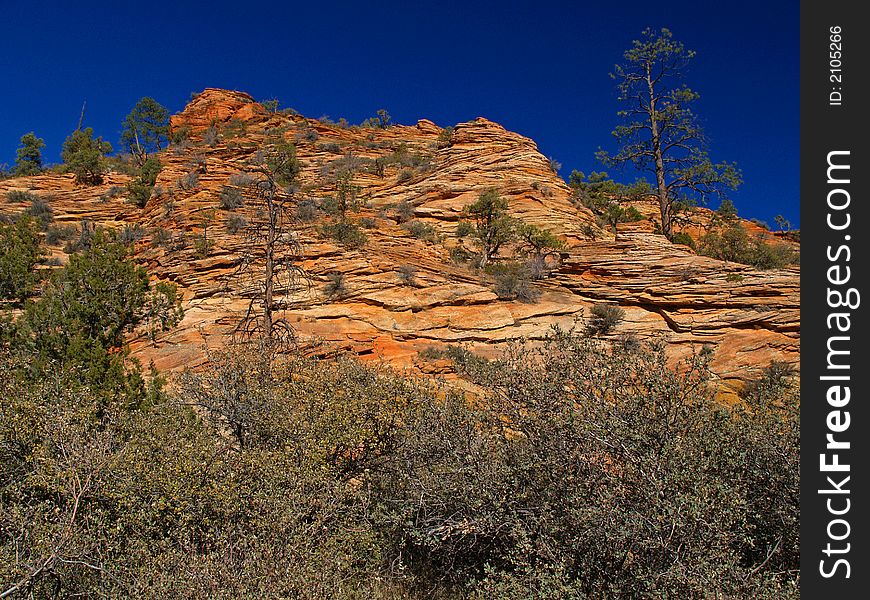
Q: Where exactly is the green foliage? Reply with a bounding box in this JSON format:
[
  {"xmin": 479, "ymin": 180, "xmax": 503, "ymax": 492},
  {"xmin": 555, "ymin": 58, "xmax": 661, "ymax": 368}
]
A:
[
  {"xmin": 45, "ymin": 223, "xmax": 78, "ymax": 245},
  {"xmin": 456, "ymin": 188, "xmax": 515, "ymax": 268},
  {"xmin": 226, "ymin": 213, "xmax": 248, "ymax": 234},
  {"xmin": 436, "ymin": 125, "xmax": 455, "ymax": 149},
  {"xmin": 597, "ymin": 28, "xmax": 742, "ymax": 239},
  {"xmin": 0, "ymin": 216, "xmax": 43, "ymax": 302},
  {"xmin": 262, "ymin": 139, "xmax": 301, "ymax": 188},
  {"xmin": 61, "ymin": 127, "xmax": 113, "ymax": 185},
  {"xmin": 699, "ymin": 222, "xmax": 797, "ymax": 270},
  {"xmin": 598, "ymin": 202, "xmax": 644, "ymax": 239},
  {"xmin": 261, "ymin": 98, "xmax": 280, "ymax": 114},
  {"xmin": 5, "ymin": 229, "xmax": 181, "ymax": 408},
  {"xmin": 393, "ymin": 199, "xmax": 414, "ymax": 223},
  {"xmin": 5, "ymin": 189, "xmax": 40, "ymax": 204},
  {"xmin": 126, "ymin": 156, "xmax": 162, "ymax": 208},
  {"xmin": 323, "ymin": 271, "xmax": 348, "ymax": 299},
  {"xmin": 403, "ymin": 220, "xmax": 440, "ymax": 243},
  {"xmin": 0, "ymin": 326, "xmax": 799, "ymax": 597},
  {"xmin": 397, "ymin": 265, "xmax": 417, "ymax": 286},
  {"xmin": 361, "ymin": 108, "xmax": 392, "ymax": 129},
  {"xmin": 670, "ymin": 231, "xmax": 696, "ymax": 248},
  {"xmin": 120, "ymin": 97, "xmax": 170, "ymax": 164},
  {"xmin": 586, "ymin": 302, "xmax": 625, "ymax": 335},
  {"xmin": 219, "ymin": 184, "xmax": 244, "ymax": 210},
  {"xmin": 716, "ymin": 198, "xmax": 739, "ymax": 221},
  {"xmin": 22, "ymin": 196, "xmax": 54, "ymax": 229},
  {"xmin": 296, "ymin": 198, "xmax": 319, "ymax": 222},
  {"xmin": 486, "ymin": 261, "xmax": 540, "ymax": 303},
  {"xmin": 14, "ymin": 132, "xmax": 46, "ymax": 176},
  {"xmin": 319, "ymin": 221, "xmax": 367, "ymax": 248}
]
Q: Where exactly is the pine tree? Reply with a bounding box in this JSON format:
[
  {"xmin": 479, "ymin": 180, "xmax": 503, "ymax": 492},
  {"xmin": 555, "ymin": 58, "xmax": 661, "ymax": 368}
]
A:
[
  {"xmin": 598, "ymin": 28, "xmax": 742, "ymax": 240},
  {"xmin": 14, "ymin": 132, "xmax": 46, "ymax": 176}
]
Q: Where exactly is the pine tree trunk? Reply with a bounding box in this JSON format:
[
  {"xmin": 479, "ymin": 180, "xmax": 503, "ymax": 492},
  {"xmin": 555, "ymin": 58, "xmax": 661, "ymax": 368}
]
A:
[{"xmin": 647, "ymin": 65, "xmax": 671, "ymax": 240}]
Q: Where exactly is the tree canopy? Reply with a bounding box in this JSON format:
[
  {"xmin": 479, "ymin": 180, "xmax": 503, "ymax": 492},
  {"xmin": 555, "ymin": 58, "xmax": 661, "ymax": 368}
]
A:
[
  {"xmin": 61, "ymin": 127, "xmax": 113, "ymax": 185},
  {"xmin": 14, "ymin": 132, "xmax": 45, "ymax": 176},
  {"xmin": 120, "ymin": 97, "xmax": 170, "ymax": 164},
  {"xmin": 597, "ymin": 28, "xmax": 741, "ymax": 240}
]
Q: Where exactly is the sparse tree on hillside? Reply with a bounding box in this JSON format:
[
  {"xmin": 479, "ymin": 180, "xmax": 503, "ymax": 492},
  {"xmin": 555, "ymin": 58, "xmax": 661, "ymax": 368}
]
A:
[
  {"xmin": 61, "ymin": 127, "xmax": 113, "ymax": 185},
  {"xmin": 597, "ymin": 28, "xmax": 742, "ymax": 240},
  {"xmin": 0, "ymin": 216, "xmax": 43, "ymax": 302},
  {"xmin": 230, "ymin": 137, "xmax": 307, "ymax": 344},
  {"xmin": 600, "ymin": 201, "xmax": 644, "ymax": 240},
  {"xmin": 14, "ymin": 132, "xmax": 46, "ymax": 177},
  {"xmin": 456, "ymin": 188, "xmax": 515, "ymax": 269},
  {"xmin": 120, "ymin": 97, "xmax": 170, "ymax": 165}
]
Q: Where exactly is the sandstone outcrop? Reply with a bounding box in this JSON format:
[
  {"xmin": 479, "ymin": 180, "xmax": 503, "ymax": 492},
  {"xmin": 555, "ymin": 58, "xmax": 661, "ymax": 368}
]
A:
[{"xmin": 1, "ymin": 89, "xmax": 799, "ymax": 395}]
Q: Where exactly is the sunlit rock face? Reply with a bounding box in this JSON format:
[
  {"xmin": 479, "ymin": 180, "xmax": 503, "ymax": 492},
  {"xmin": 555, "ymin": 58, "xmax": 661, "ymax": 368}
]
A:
[{"xmin": 1, "ymin": 88, "xmax": 798, "ymax": 396}]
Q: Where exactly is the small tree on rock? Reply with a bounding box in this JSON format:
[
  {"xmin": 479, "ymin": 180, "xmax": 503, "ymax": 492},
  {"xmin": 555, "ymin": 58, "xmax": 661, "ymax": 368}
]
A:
[
  {"xmin": 120, "ymin": 97, "xmax": 170, "ymax": 165},
  {"xmin": 597, "ymin": 28, "xmax": 742, "ymax": 240},
  {"xmin": 456, "ymin": 188, "xmax": 515, "ymax": 269},
  {"xmin": 61, "ymin": 127, "xmax": 113, "ymax": 185},
  {"xmin": 14, "ymin": 132, "xmax": 46, "ymax": 177}
]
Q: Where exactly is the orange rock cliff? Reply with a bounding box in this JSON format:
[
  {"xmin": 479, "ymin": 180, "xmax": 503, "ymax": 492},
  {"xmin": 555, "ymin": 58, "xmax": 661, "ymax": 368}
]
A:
[{"xmin": 1, "ymin": 88, "xmax": 799, "ymax": 394}]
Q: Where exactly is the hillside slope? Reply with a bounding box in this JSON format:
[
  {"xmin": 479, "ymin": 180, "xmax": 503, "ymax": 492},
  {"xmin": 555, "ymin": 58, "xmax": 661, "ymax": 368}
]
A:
[{"xmin": 0, "ymin": 88, "xmax": 799, "ymax": 394}]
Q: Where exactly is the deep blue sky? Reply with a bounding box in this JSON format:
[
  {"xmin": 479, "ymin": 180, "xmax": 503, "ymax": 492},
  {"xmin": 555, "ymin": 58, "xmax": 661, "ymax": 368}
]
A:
[{"xmin": 0, "ymin": 0, "xmax": 798, "ymax": 227}]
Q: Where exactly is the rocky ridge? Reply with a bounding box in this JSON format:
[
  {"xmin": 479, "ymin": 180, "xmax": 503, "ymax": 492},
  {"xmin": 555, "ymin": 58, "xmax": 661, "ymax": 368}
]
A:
[{"xmin": 1, "ymin": 88, "xmax": 799, "ymax": 395}]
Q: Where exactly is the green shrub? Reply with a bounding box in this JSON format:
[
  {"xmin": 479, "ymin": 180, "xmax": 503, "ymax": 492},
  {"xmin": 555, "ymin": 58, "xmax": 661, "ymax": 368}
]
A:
[
  {"xmin": 397, "ymin": 265, "xmax": 417, "ymax": 286},
  {"xmin": 671, "ymin": 231, "xmax": 696, "ymax": 248},
  {"xmin": 151, "ymin": 227, "xmax": 172, "ymax": 247},
  {"xmin": 45, "ymin": 224, "xmax": 78, "ymax": 245},
  {"xmin": 227, "ymin": 213, "xmax": 248, "ymax": 234},
  {"xmin": 436, "ymin": 125, "xmax": 454, "ymax": 149},
  {"xmin": 699, "ymin": 223, "xmax": 796, "ymax": 270},
  {"xmin": 219, "ymin": 185, "xmax": 244, "ymax": 210},
  {"xmin": 403, "ymin": 220, "xmax": 439, "ymax": 243},
  {"xmin": 0, "ymin": 216, "xmax": 43, "ymax": 301},
  {"xmin": 393, "ymin": 200, "xmax": 414, "ymax": 223},
  {"xmin": 323, "ymin": 271, "xmax": 348, "ymax": 298},
  {"xmin": 61, "ymin": 127, "xmax": 113, "ymax": 184},
  {"xmin": 586, "ymin": 302, "xmax": 625, "ymax": 335},
  {"xmin": 6, "ymin": 189, "xmax": 39, "ymax": 204},
  {"xmin": 14, "ymin": 132, "xmax": 45, "ymax": 176},
  {"xmin": 0, "ymin": 327, "xmax": 798, "ymax": 597},
  {"xmin": 320, "ymin": 221, "xmax": 367, "ymax": 248},
  {"xmin": 126, "ymin": 157, "xmax": 162, "ymax": 208},
  {"xmin": 119, "ymin": 224, "xmax": 146, "ymax": 245},
  {"xmin": 487, "ymin": 262, "xmax": 540, "ymax": 303},
  {"xmin": 23, "ymin": 197, "xmax": 54, "ymax": 229},
  {"xmin": 176, "ymin": 171, "xmax": 200, "ymax": 191},
  {"xmin": 193, "ymin": 232, "xmax": 212, "ymax": 258},
  {"xmin": 296, "ymin": 198, "xmax": 319, "ymax": 222}
]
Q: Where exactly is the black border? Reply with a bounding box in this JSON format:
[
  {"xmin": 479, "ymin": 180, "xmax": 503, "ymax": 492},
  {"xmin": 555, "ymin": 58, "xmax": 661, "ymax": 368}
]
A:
[{"xmin": 800, "ymin": 2, "xmax": 869, "ymax": 596}]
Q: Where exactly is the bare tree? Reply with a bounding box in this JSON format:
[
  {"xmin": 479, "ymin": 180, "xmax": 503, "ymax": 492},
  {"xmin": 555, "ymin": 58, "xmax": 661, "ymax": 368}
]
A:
[{"xmin": 229, "ymin": 137, "xmax": 307, "ymax": 346}]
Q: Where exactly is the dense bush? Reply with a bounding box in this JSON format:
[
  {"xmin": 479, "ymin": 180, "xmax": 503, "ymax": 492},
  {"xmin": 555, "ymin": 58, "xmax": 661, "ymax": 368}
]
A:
[
  {"xmin": 0, "ymin": 216, "xmax": 43, "ymax": 302},
  {"xmin": 6, "ymin": 190, "xmax": 39, "ymax": 204},
  {"xmin": 319, "ymin": 221, "xmax": 367, "ymax": 248},
  {"xmin": 699, "ymin": 223, "xmax": 797, "ymax": 270},
  {"xmin": 403, "ymin": 220, "xmax": 440, "ymax": 243},
  {"xmin": 14, "ymin": 132, "xmax": 45, "ymax": 176},
  {"xmin": 586, "ymin": 302, "xmax": 625, "ymax": 335},
  {"xmin": 61, "ymin": 127, "xmax": 113, "ymax": 185},
  {"xmin": 219, "ymin": 184, "xmax": 244, "ymax": 210},
  {"xmin": 23, "ymin": 197, "xmax": 54, "ymax": 229},
  {"xmin": 45, "ymin": 223, "xmax": 78, "ymax": 245},
  {"xmin": 486, "ymin": 261, "xmax": 540, "ymax": 303},
  {"xmin": 0, "ymin": 328, "xmax": 798, "ymax": 598}
]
